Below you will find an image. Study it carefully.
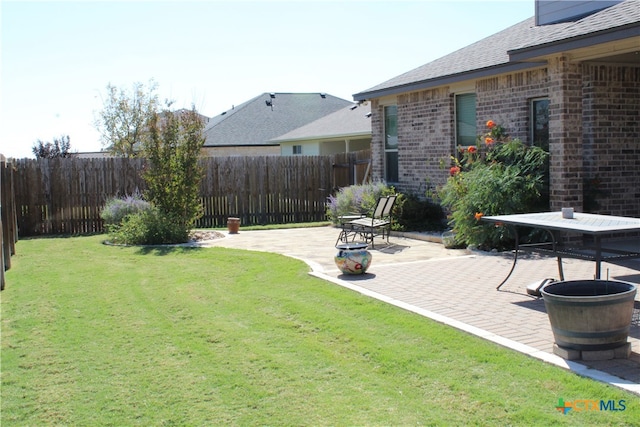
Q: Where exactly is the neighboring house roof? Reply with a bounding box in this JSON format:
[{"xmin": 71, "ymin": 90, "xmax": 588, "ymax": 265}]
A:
[
  {"xmin": 203, "ymin": 93, "xmax": 353, "ymax": 147},
  {"xmin": 354, "ymin": 0, "xmax": 639, "ymax": 100},
  {"xmin": 170, "ymin": 108, "xmax": 211, "ymax": 125},
  {"xmin": 271, "ymin": 103, "xmax": 371, "ymax": 143}
]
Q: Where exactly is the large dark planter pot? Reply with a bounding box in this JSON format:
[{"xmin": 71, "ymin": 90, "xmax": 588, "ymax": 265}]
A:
[{"xmin": 541, "ymin": 280, "xmax": 637, "ymax": 351}]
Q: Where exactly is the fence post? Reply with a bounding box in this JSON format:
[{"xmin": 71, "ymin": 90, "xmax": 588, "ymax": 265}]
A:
[{"xmin": 0, "ymin": 154, "xmax": 9, "ymax": 290}]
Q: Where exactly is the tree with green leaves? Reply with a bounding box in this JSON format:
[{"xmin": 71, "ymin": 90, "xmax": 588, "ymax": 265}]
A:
[
  {"xmin": 142, "ymin": 105, "xmax": 206, "ymax": 236},
  {"xmin": 94, "ymin": 80, "xmax": 159, "ymax": 157},
  {"xmin": 32, "ymin": 135, "xmax": 72, "ymax": 158}
]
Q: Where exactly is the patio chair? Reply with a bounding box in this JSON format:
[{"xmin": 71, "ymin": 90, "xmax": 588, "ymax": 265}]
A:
[
  {"xmin": 334, "ymin": 211, "xmax": 368, "ymax": 246},
  {"xmin": 347, "ymin": 195, "xmax": 397, "ymax": 248}
]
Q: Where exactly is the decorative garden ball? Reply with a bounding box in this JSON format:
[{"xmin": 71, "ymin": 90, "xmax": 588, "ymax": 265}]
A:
[{"xmin": 334, "ymin": 243, "xmax": 372, "ymax": 274}]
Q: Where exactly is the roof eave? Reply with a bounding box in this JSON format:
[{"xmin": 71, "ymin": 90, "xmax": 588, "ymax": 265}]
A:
[
  {"xmin": 353, "ymin": 61, "xmax": 547, "ymax": 101},
  {"xmin": 508, "ymin": 23, "xmax": 640, "ymax": 62},
  {"xmin": 271, "ymin": 131, "xmax": 371, "ymax": 144},
  {"xmin": 203, "ymin": 143, "xmax": 280, "ymax": 148}
]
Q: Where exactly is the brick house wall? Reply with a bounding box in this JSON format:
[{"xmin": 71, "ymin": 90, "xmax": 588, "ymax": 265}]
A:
[
  {"xmin": 582, "ymin": 64, "xmax": 640, "ymax": 216},
  {"xmin": 476, "ymin": 69, "xmax": 549, "ymax": 143},
  {"xmin": 547, "ymin": 56, "xmax": 585, "ymax": 212},
  {"xmin": 372, "ymin": 71, "xmax": 550, "ymax": 197},
  {"xmin": 369, "ymin": 99, "xmax": 384, "ymax": 187},
  {"xmin": 370, "ymin": 60, "xmax": 639, "ymax": 219},
  {"xmin": 371, "ymin": 89, "xmax": 455, "ymax": 197}
]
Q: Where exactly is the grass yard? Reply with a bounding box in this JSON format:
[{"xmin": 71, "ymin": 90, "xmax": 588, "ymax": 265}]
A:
[{"xmin": 2, "ymin": 235, "xmax": 638, "ymax": 425}]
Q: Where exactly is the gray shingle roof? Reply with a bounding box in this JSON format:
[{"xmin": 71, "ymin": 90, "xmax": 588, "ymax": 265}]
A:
[
  {"xmin": 511, "ymin": 0, "xmax": 640, "ymax": 59},
  {"xmin": 354, "ymin": 0, "xmax": 639, "ymax": 100},
  {"xmin": 270, "ymin": 103, "xmax": 371, "ymax": 143},
  {"xmin": 353, "ymin": 17, "xmax": 563, "ymax": 98},
  {"xmin": 203, "ymin": 93, "xmax": 353, "ymax": 147}
]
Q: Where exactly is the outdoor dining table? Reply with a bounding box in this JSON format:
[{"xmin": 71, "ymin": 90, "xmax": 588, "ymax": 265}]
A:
[{"xmin": 482, "ymin": 211, "xmax": 640, "ymax": 290}]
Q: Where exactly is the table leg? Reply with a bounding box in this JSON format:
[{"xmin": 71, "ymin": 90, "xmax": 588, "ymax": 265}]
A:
[
  {"xmin": 546, "ymin": 229, "xmax": 565, "ymax": 281},
  {"xmin": 594, "ymin": 235, "xmax": 602, "ymax": 279},
  {"xmin": 497, "ymin": 225, "xmax": 519, "ymax": 291}
]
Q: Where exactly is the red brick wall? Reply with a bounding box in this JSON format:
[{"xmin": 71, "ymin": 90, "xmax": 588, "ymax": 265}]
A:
[
  {"xmin": 547, "ymin": 56, "xmax": 585, "ymax": 212},
  {"xmin": 369, "ymin": 99, "xmax": 384, "ymax": 185},
  {"xmin": 476, "ymin": 69, "xmax": 548, "ymax": 143},
  {"xmin": 369, "ymin": 60, "xmax": 639, "ymax": 219},
  {"xmin": 582, "ymin": 64, "xmax": 640, "ymax": 216},
  {"xmin": 370, "ymin": 89, "xmax": 453, "ymax": 197},
  {"xmin": 396, "ymin": 88, "xmax": 453, "ymax": 196}
]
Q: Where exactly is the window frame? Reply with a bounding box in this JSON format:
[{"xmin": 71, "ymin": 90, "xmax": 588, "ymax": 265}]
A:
[
  {"xmin": 454, "ymin": 93, "xmax": 477, "ymax": 147},
  {"xmin": 292, "ymin": 145, "xmax": 302, "ymax": 155},
  {"xmin": 383, "ymin": 105, "xmax": 399, "ymax": 183},
  {"xmin": 530, "ymin": 98, "xmax": 549, "ymax": 151}
]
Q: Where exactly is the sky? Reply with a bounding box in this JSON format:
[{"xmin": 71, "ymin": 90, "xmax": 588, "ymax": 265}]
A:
[{"xmin": 1, "ymin": 0, "xmax": 535, "ymax": 158}]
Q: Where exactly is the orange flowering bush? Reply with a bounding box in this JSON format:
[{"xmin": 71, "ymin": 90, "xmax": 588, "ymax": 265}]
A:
[{"xmin": 439, "ymin": 121, "xmax": 549, "ymax": 251}]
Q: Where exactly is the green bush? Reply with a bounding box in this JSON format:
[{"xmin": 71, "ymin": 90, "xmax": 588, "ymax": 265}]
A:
[
  {"xmin": 100, "ymin": 193, "xmax": 151, "ymax": 228},
  {"xmin": 439, "ymin": 121, "xmax": 549, "ymax": 250},
  {"xmin": 394, "ymin": 194, "xmax": 445, "ymax": 232},
  {"xmin": 326, "ymin": 182, "xmax": 395, "ymax": 224},
  {"xmin": 109, "ymin": 207, "xmax": 189, "ymax": 245}
]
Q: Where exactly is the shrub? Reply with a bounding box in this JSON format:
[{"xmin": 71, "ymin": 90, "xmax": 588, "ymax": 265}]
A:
[
  {"xmin": 439, "ymin": 121, "xmax": 549, "ymax": 250},
  {"xmin": 394, "ymin": 194, "xmax": 446, "ymax": 232},
  {"xmin": 109, "ymin": 207, "xmax": 189, "ymax": 245},
  {"xmin": 101, "ymin": 193, "xmax": 151, "ymax": 228},
  {"xmin": 326, "ymin": 182, "xmax": 395, "ymax": 224}
]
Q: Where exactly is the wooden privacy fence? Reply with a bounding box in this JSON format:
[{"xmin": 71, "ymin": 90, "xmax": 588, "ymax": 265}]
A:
[
  {"xmin": 1, "ymin": 156, "xmax": 18, "ymax": 290},
  {"xmin": 13, "ymin": 151, "xmax": 370, "ymax": 237}
]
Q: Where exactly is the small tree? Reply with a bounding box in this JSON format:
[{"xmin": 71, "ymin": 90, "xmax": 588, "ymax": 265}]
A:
[
  {"xmin": 143, "ymin": 106, "xmax": 205, "ymax": 235},
  {"xmin": 94, "ymin": 80, "xmax": 159, "ymax": 157},
  {"xmin": 32, "ymin": 135, "xmax": 72, "ymax": 158}
]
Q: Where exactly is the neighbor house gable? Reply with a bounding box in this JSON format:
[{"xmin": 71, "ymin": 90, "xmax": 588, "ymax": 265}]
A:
[
  {"xmin": 202, "ymin": 93, "xmax": 353, "ymax": 148},
  {"xmin": 271, "ymin": 103, "xmax": 371, "ymax": 143},
  {"xmin": 271, "ymin": 103, "xmax": 372, "ymax": 156}
]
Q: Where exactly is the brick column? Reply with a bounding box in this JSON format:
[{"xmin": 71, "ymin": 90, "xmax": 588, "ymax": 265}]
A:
[
  {"xmin": 547, "ymin": 56, "xmax": 584, "ymax": 212},
  {"xmin": 369, "ymin": 99, "xmax": 384, "ymax": 182}
]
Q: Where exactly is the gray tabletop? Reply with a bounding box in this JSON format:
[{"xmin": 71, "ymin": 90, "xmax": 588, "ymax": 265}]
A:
[{"xmin": 483, "ymin": 212, "xmax": 640, "ymax": 235}]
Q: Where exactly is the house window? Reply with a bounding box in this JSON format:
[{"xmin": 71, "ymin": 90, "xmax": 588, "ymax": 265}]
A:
[
  {"xmin": 531, "ymin": 98, "xmax": 551, "ymax": 211},
  {"xmin": 384, "ymin": 105, "xmax": 398, "ymax": 182},
  {"xmin": 531, "ymin": 98, "xmax": 549, "ymax": 151},
  {"xmin": 293, "ymin": 145, "xmax": 302, "ymax": 155},
  {"xmin": 455, "ymin": 94, "xmax": 477, "ymax": 146}
]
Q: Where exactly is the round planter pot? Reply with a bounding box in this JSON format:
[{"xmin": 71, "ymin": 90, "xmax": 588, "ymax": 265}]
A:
[
  {"xmin": 541, "ymin": 280, "xmax": 637, "ymax": 351},
  {"xmin": 334, "ymin": 243, "xmax": 372, "ymax": 275}
]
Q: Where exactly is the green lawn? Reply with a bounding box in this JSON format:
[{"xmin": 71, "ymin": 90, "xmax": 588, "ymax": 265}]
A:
[{"xmin": 2, "ymin": 235, "xmax": 637, "ymax": 425}]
